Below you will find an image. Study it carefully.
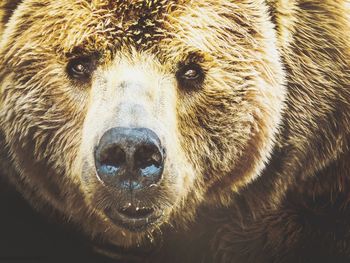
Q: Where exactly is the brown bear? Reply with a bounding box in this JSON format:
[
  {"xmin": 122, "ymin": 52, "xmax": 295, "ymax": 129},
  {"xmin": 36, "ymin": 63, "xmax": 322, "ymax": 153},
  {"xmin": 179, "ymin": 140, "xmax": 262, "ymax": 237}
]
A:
[{"xmin": 0, "ymin": 0, "xmax": 349, "ymax": 262}]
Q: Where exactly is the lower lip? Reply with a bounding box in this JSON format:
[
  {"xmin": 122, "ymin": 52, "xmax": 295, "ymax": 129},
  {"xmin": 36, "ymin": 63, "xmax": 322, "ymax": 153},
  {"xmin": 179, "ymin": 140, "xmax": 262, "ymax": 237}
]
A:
[{"xmin": 105, "ymin": 209, "xmax": 163, "ymax": 232}]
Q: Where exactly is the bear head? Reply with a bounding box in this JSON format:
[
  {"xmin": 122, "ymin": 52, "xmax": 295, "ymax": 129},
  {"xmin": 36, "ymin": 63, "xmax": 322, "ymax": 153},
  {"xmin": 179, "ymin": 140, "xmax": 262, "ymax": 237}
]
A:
[{"xmin": 0, "ymin": 0, "xmax": 285, "ymax": 248}]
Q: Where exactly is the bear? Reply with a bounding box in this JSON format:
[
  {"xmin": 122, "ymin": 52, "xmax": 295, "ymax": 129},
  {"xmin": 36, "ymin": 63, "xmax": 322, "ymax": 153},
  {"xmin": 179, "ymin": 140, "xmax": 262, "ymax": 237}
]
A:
[{"xmin": 0, "ymin": 0, "xmax": 349, "ymax": 262}]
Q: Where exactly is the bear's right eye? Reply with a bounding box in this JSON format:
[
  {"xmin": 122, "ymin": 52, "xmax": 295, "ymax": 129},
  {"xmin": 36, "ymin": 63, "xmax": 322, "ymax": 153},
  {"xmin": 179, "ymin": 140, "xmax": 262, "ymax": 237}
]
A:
[
  {"xmin": 176, "ymin": 63, "xmax": 205, "ymax": 91},
  {"xmin": 67, "ymin": 56, "xmax": 96, "ymax": 81}
]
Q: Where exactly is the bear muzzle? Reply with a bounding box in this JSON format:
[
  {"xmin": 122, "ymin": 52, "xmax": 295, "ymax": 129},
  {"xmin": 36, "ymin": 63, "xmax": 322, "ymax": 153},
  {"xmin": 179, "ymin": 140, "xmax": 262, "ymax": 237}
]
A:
[{"xmin": 93, "ymin": 127, "xmax": 166, "ymax": 231}]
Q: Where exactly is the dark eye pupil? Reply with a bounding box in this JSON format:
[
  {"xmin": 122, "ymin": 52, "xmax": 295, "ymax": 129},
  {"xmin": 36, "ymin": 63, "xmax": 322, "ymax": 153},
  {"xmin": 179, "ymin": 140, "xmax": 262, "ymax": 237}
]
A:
[
  {"xmin": 184, "ymin": 69, "xmax": 199, "ymax": 79},
  {"xmin": 176, "ymin": 63, "xmax": 204, "ymax": 91},
  {"xmin": 67, "ymin": 56, "xmax": 96, "ymax": 81},
  {"xmin": 74, "ymin": 64, "xmax": 86, "ymax": 73}
]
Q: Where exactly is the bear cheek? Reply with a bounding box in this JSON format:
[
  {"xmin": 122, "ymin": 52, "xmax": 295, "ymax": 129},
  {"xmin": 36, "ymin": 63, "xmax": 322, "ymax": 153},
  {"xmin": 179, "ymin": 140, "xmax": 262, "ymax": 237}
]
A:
[
  {"xmin": 0, "ymin": 74, "xmax": 89, "ymax": 219},
  {"xmin": 176, "ymin": 74, "xmax": 284, "ymax": 205}
]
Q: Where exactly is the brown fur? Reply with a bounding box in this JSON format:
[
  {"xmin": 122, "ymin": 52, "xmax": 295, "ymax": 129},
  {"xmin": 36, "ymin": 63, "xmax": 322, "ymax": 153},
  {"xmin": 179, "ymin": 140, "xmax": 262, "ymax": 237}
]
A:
[{"xmin": 0, "ymin": 0, "xmax": 349, "ymax": 262}]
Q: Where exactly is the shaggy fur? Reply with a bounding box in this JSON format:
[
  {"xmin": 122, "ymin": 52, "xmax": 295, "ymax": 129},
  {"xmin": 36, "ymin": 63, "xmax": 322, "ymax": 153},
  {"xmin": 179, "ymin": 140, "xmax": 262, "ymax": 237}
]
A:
[{"xmin": 0, "ymin": 0, "xmax": 349, "ymax": 262}]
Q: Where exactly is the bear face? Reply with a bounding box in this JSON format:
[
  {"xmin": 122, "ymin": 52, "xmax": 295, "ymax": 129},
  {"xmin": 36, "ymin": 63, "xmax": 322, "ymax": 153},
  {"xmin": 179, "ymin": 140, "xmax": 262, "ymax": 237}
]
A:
[{"xmin": 0, "ymin": 0, "xmax": 285, "ymax": 248}]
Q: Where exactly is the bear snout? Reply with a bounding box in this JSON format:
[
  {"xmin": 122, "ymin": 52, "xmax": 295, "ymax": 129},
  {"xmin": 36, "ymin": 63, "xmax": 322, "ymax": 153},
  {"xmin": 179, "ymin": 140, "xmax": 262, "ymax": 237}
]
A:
[
  {"xmin": 94, "ymin": 127, "xmax": 166, "ymax": 191},
  {"xmin": 93, "ymin": 127, "xmax": 166, "ymax": 231}
]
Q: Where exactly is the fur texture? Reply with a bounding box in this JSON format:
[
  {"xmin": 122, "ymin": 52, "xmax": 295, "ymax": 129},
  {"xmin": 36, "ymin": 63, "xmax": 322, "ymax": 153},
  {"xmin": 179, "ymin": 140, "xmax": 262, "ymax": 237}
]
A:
[{"xmin": 0, "ymin": 0, "xmax": 349, "ymax": 262}]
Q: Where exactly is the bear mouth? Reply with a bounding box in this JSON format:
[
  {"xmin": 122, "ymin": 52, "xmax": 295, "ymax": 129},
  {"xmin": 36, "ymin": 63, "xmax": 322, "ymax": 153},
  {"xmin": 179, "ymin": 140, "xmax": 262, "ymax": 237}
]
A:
[{"xmin": 104, "ymin": 203, "xmax": 163, "ymax": 232}]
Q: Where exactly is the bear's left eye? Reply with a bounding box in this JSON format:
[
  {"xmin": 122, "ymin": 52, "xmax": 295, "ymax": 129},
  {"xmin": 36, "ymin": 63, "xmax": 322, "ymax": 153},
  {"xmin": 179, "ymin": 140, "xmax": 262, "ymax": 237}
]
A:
[
  {"xmin": 176, "ymin": 63, "xmax": 205, "ymax": 90},
  {"xmin": 67, "ymin": 56, "xmax": 96, "ymax": 81}
]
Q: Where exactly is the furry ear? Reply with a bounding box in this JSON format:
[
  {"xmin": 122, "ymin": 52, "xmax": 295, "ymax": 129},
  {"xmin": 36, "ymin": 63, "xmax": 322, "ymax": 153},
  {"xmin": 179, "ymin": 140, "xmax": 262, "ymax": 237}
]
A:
[{"xmin": 0, "ymin": 0, "xmax": 23, "ymax": 35}]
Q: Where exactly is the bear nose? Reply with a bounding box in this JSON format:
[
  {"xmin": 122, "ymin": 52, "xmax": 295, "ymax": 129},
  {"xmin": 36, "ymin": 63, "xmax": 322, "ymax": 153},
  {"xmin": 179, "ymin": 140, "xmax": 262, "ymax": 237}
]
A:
[{"xmin": 94, "ymin": 127, "xmax": 165, "ymax": 190}]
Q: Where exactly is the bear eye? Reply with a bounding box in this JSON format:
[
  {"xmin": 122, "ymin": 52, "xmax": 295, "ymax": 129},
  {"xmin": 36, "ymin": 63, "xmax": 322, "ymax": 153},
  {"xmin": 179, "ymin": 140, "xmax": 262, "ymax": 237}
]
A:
[
  {"xmin": 67, "ymin": 56, "xmax": 96, "ymax": 81},
  {"xmin": 176, "ymin": 63, "xmax": 205, "ymax": 90}
]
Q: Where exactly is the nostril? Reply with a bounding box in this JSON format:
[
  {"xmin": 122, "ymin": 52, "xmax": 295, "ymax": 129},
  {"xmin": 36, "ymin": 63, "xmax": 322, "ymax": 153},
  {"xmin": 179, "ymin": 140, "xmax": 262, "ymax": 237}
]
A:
[
  {"xmin": 135, "ymin": 145, "xmax": 163, "ymax": 169},
  {"xmin": 99, "ymin": 145, "xmax": 126, "ymax": 171}
]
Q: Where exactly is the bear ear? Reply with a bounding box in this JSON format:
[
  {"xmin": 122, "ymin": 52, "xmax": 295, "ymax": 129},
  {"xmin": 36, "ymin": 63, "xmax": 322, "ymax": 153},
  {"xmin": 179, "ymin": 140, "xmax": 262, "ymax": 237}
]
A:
[{"xmin": 0, "ymin": 0, "xmax": 23, "ymax": 35}]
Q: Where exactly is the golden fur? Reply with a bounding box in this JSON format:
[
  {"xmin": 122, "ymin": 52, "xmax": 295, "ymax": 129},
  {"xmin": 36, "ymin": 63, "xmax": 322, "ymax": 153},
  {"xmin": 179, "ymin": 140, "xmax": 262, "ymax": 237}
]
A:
[{"xmin": 0, "ymin": 0, "xmax": 349, "ymax": 262}]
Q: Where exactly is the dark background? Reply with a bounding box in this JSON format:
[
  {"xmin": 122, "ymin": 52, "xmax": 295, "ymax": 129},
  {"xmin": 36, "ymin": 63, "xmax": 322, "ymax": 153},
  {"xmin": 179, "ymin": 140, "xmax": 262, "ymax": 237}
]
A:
[{"xmin": 0, "ymin": 178, "xmax": 118, "ymax": 263}]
